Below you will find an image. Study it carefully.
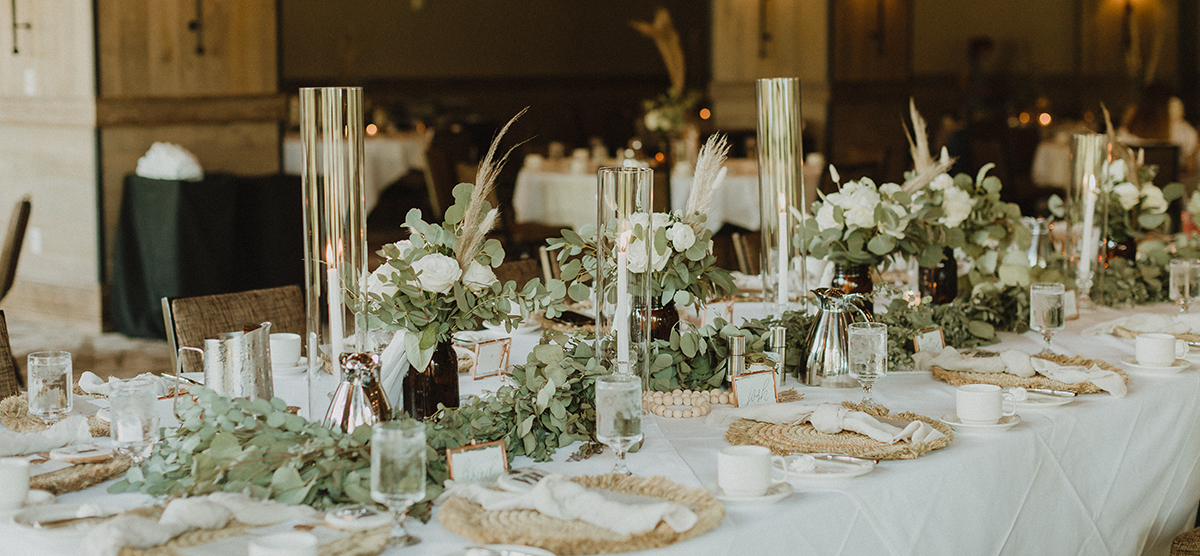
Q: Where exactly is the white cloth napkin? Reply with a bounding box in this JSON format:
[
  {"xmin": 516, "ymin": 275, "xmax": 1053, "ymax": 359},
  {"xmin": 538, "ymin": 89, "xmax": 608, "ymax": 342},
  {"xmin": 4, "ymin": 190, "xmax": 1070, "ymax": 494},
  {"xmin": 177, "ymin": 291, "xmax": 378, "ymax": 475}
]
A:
[
  {"xmin": 912, "ymin": 347, "xmax": 1127, "ymax": 398},
  {"xmin": 440, "ymin": 474, "xmax": 697, "ymax": 536},
  {"xmin": 78, "ymin": 372, "xmax": 175, "ymax": 397},
  {"xmin": 0, "ymin": 415, "xmax": 92, "ymax": 457},
  {"xmin": 83, "ymin": 493, "xmax": 319, "ymax": 556},
  {"xmin": 135, "ymin": 142, "xmax": 204, "ymax": 181},
  {"xmin": 705, "ymin": 402, "xmax": 947, "ymax": 445},
  {"xmin": 1082, "ymin": 313, "xmax": 1200, "ymax": 337}
]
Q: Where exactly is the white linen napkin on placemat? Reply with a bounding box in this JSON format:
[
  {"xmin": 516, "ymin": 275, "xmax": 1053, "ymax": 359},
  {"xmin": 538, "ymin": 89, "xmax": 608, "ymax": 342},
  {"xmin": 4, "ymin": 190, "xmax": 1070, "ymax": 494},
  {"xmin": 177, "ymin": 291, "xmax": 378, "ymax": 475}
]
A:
[
  {"xmin": 83, "ymin": 493, "xmax": 319, "ymax": 556},
  {"xmin": 439, "ymin": 474, "xmax": 697, "ymax": 536},
  {"xmin": 1081, "ymin": 313, "xmax": 1200, "ymax": 336},
  {"xmin": 705, "ymin": 402, "xmax": 947, "ymax": 445},
  {"xmin": 0, "ymin": 415, "xmax": 91, "ymax": 457},
  {"xmin": 912, "ymin": 347, "xmax": 1127, "ymax": 398},
  {"xmin": 78, "ymin": 372, "xmax": 176, "ymax": 397}
]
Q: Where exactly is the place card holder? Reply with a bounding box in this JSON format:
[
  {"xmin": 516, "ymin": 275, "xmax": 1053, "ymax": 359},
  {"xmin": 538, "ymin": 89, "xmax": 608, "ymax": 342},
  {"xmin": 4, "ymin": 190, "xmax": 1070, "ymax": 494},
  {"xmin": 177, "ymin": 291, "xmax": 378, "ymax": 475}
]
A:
[
  {"xmin": 1063, "ymin": 290, "xmax": 1079, "ymax": 320},
  {"xmin": 731, "ymin": 370, "xmax": 778, "ymax": 408},
  {"xmin": 471, "ymin": 338, "xmax": 512, "ymax": 380},
  {"xmin": 912, "ymin": 326, "xmax": 945, "ymax": 353},
  {"xmin": 446, "ymin": 439, "xmax": 508, "ymax": 484}
]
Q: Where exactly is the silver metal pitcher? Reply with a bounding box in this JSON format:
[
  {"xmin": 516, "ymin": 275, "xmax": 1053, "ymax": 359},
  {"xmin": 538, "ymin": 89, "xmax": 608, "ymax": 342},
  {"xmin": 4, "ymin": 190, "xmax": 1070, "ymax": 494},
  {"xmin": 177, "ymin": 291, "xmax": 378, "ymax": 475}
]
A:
[
  {"xmin": 177, "ymin": 322, "xmax": 274, "ymax": 400},
  {"xmin": 803, "ymin": 288, "xmax": 871, "ymax": 388},
  {"xmin": 323, "ymin": 351, "xmax": 393, "ymax": 433}
]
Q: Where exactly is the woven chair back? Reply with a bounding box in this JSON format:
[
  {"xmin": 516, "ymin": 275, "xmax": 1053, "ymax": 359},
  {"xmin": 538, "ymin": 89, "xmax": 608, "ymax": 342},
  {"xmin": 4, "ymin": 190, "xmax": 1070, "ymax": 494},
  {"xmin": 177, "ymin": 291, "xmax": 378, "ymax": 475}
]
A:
[
  {"xmin": 494, "ymin": 258, "xmax": 541, "ymax": 290},
  {"xmin": 0, "ymin": 311, "xmax": 19, "ymax": 399},
  {"xmin": 0, "ymin": 196, "xmax": 31, "ymax": 303},
  {"xmin": 169, "ymin": 285, "xmax": 305, "ymax": 374}
]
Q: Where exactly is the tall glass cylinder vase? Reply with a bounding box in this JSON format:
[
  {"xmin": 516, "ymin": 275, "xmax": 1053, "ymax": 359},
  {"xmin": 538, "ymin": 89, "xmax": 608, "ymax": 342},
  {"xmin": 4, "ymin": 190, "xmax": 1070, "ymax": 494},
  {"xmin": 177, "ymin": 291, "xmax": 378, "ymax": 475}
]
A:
[
  {"xmin": 595, "ymin": 167, "xmax": 653, "ymax": 389},
  {"xmin": 1067, "ymin": 133, "xmax": 1109, "ymax": 309},
  {"xmin": 300, "ymin": 87, "xmax": 369, "ymax": 422},
  {"xmin": 756, "ymin": 77, "xmax": 807, "ymax": 317}
]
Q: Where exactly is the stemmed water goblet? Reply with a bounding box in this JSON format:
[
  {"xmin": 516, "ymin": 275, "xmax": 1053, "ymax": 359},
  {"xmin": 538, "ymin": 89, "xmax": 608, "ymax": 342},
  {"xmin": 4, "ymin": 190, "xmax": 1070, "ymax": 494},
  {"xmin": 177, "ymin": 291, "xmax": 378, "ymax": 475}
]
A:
[
  {"xmin": 848, "ymin": 322, "xmax": 887, "ymax": 406},
  {"xmin": 1029, "ymin": 282, "xmax": 1066, "ymax": 355},
  {"xmin": 110, "ymin": 377, "xmax": 160, "ymax": 464},
  {"xmin": 370, "ymin": 421, "xmax": 426, "ymax": 547},
  {"xmin": 594, "ymin": 374, "xmax": 643, "ymax": 475},
  {"xmin": 27, "ymin": 351, "xmax": 72, "ymax": 425},
  {"xmin": 1170, "ymin": 259, "xmax": 1195, "ymax": 313}
]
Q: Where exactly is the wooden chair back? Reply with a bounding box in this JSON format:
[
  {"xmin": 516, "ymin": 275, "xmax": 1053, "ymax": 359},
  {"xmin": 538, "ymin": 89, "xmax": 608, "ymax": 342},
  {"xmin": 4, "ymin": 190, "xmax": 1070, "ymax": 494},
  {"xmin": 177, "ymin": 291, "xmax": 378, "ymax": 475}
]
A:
[
  {"xmin": 0, "ymin": 196, "xmax": 31, "ymax": 303},
  {"xmin": 494, "ymin": 258, "xmax": 541, "ymax": 290},
  {"xmin": 166, "ymin": 285, "xmax": 305, "ymax": 374},
  {"xmin": 0, "ymin": 311, "xmax": 18, "ymax": 399},
  {"xmin": 731, "ymin": 232, "xmax": 761, "ymax": 276},
  {"xmin": 538, "ymin": 245, "xmax": 561, "ymax": 283}
]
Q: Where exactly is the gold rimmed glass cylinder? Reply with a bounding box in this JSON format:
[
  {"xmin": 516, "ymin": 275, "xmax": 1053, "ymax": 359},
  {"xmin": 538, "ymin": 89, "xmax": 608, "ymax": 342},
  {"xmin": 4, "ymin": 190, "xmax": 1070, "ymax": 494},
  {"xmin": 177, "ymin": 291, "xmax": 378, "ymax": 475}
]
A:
[
  {"xmin": 756, "ymin": 77, "xmax": 807, "ymax": 316},
  {"xmin": 300, "ymin": 87, "xmax": 370, "ymax": 422}
]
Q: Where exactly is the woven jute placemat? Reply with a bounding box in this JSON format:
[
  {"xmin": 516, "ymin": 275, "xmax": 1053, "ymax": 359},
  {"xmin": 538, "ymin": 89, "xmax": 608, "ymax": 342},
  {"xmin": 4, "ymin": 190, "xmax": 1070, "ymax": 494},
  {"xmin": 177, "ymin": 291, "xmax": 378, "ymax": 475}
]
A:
[
  {"xmin": 438, "ymin": 474, "xmax": 724, "ymax": 555},
  {"xmin": 725, "ymin": 402, "xmax": 953, "ymax": 460},
  {"xmin": 0, "ymin": 394, "xmax": 130, "ymax": 494},
  {"xmin": 1113, "ymin": 326, "xmax": 1200, "ymax": 343},
  {"xmin": 930, "ymin": 353, "xmax": 1128, "ymax": 394},
  {"xmin": 114, "ymin": 505, "xmax": 391, "ymax": 556},
  {"xmin": 0, "ymin": 393, "xmax": 110, "ymax": 437}
]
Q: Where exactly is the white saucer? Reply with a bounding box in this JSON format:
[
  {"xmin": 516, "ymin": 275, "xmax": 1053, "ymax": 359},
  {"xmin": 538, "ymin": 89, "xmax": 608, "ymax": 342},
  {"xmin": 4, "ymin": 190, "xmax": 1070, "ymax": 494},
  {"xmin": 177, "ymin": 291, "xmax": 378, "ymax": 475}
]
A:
[
  {"xmin": 1013, "ymin": 392, "xmax": 1074, "ymax": 409},
  {"xmin": 783, "ymin": 454, "xmax": 875, "ymax": 481},
  {"xmin": 273, "ymin": 357, "xmax": 308, "ymax": 376},
  {"xmin": 705, "ymin": 481, "xmax": 793, "ymax": 505},
  {"xmin": 939, "ymin": 413, "xmax": 1021, "ymax": 433},
  {"xmin": 1120, "ymin": 356, "xmax": 1191, "ymax": 375}
]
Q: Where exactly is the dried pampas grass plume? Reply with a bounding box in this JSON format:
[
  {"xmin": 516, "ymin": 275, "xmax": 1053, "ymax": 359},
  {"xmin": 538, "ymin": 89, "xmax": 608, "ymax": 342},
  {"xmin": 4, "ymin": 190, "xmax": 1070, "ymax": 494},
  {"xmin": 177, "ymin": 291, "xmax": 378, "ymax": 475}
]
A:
[
  {"xmin": 631, "ymin": 7, "xmax": 686, "ymax": 94},
  {"xmin": 456, "ymin": 108, "xmax": 527, "ymax": 269},
  {"xmin": 902, "ymin": 98, "xmax": 955, "ymax": 193},
  {"xmin": 685, "ymin": 134, "xmax": 730, "ymax": 233}
]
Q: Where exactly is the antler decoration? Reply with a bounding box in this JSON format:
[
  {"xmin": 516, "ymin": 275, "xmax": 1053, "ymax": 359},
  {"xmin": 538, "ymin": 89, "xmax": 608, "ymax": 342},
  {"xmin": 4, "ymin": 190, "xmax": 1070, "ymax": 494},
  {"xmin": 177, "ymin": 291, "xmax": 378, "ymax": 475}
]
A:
[{"xmin": 630, "ymin": 7, "xmax": 686, "ymax": 94}]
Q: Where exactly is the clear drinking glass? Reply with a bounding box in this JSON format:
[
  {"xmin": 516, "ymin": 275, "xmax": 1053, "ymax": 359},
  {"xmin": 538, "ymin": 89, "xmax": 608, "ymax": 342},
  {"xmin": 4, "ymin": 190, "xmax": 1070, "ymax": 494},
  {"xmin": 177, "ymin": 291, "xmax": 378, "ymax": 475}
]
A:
[
  {"xmin": 1170, "ymin": 259, "xmax": 1192, "ymax": 312},
  {"xmin": 594, "ymin": 374, "xmax": 643, "ymax": 475},
  {"xmin": 1029, "ymin": 282, "xmax": 1066, "ymax": 354},
  {"xmin": 848, "ymin": 322, "xmax": 887, "ymax": 406},
  {"xmin": 370, "ymin": 421, "xmax": 426, "ymax": 547},
  {"xmin": 27, "ymin": 351, "xmax": 72, "ymax": 425},
  {"xmin": 110, "ymin": 378, "xmax": 159, "ymax": 463}
]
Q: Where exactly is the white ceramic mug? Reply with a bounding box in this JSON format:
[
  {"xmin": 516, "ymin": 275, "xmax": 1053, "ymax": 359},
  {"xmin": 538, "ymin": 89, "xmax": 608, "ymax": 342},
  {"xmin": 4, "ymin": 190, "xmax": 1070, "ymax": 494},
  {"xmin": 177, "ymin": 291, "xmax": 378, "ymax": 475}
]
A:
[
  {"xmin": 249, "ymin": 532, "xmax": 318, "ymax": 556},
  {"xmin": 0, "ymin": 458, "xmax": 30, "ymax": 511},
  {"xmin": 956, "ymin": 384, "xmax": 1016, "ymax": 425},
  {"xmin": 717, "ymin": 445, "xmax": 788, "ymax": 497},
  {"xmin": 269, "ymin": 333, "xmax": 302, "ymax": 368},
  {"xmin": 1135, "ymin": 333, "xmax": 1188, "ymax": 367}
]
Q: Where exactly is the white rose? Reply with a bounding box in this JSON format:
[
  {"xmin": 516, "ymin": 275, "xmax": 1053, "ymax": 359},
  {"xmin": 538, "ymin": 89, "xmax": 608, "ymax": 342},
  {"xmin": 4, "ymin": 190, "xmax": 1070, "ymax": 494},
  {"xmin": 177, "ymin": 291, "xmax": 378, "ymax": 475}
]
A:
[
  {"xmin": 625, "ymin": 238, "xmax": 650, "ymax": 273},
  {"xmin": 462, "ymin": 260, "xmax": 498, "ymax": 292},
  {"xmin": 880, "ymin": 183, "xmax": 902, "ymax": 196},
  {"xmin": 815, "ymin": 203, "xmax": 838, "ymax": 231},
  {"xmin": 651, "ymin": 212, "xmax": 671, "ymax": 229},
  {"xmin": 651, "ymin": 238, "xmax": 670, "ymax": 272},
  {"xmin": 824, "ymin": 191, "xmax": 847, "ymax": 209},
  {"xmin": 1140, "ymin": 185, "xmax": 1168, "ymax": 214},
  {"xmin": 1113, "ymin": 182, "xmax": 1141, "ymax": 211},
  {"xmin": 842, "ymin": 183, "xmax": 881, "ymax": 229},
  {"xmin": 410, "ymin": 253, "xmax": 461, "ymax": 294},
  {"xmin": 366, "ymin": 268, "xmax": 398, "ymax": 298},
  {"xmin": 666, "ymin": 222, "xmax": 695, "ymax": 251},
  {"xmin": 930, "ymin": 174, "xmax": 954, "ymax": 191},
  {"xmin": 388, "ymin": 240, "xmax": 413, "ymax": 259},
  {"xmin": 1107, "ymin": 158, "xmax": 1127, "ymax": 183},
  {"xmin": 939, "ymin": 186, "xmax": 976, "ymax": 227}
]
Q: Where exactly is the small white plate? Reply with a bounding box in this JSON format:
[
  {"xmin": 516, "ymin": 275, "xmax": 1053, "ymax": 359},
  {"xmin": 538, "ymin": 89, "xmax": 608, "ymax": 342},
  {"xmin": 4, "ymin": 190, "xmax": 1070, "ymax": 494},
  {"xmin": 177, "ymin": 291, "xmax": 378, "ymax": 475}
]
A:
[
  {"xmin": 704, "ymin": 481, "xmax": 793, "ymax": 505},
  {"xmin": 1120, "ymin": 356, "xmax": 1191, "ymax": 375},
  {"xmin": 784, "ymin": 454, "xmax": 875, "ymax": 481},
  {"xmin": 939, "ymin": 413, "xmax": 1021, "ymax": 433},
  {"xmin": 1013, "ymin": 392, "xmax": 1074, "ymax": 409},
  {"xmin": 12, "ymin": 503, "xmax": 122, "ymax": 536},
  {"xmin": 273, "ymin": 357, "xmax": 308, "ymax": 376}
]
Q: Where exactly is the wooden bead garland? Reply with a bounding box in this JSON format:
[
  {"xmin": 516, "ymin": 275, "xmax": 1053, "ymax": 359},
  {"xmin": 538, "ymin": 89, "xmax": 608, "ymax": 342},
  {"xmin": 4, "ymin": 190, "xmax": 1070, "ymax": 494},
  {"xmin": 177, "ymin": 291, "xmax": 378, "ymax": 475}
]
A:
[{"xmin": 641, "ymin": 388, "xmax": 729, "ymax": 419}]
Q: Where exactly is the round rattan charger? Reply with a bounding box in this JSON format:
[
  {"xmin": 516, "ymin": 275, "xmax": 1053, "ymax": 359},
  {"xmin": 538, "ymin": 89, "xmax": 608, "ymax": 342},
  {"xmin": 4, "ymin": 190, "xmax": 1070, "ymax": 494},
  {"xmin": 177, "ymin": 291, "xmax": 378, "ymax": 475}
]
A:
[
  {"xmin": 438, "ymin": 474, "xmax": 723, "ymax": 555},
  {"xmin": 0, "ymin": 394, "xmax": 130, "ymax": 494},
  {"xmin": 725, "ymin": 401, "xmax": 953, "ymax": 460},
  {"xmin": 930, "ymin": 352, "xmax": 1128, "ymax": 394}
]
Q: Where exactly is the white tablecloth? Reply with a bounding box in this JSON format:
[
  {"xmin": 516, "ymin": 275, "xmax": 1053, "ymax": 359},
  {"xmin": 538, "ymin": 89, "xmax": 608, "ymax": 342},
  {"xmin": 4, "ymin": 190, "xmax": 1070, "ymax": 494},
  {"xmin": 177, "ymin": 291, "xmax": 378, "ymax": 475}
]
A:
[
  {"xmin": 9, "ymin": 303, "xmax": 1200, "ymax": 556},
  {"xmin": 670, "ymin": 156, "xmax": 824, "ymax": 232},
  {"xmin": 282, "ymin": 132, "xmax": 429, "ymax": 212}
]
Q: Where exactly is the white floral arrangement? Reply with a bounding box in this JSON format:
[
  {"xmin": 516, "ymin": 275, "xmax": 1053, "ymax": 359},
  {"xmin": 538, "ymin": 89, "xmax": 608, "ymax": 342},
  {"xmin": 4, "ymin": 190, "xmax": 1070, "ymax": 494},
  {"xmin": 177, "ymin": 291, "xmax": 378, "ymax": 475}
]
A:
[
  {"xmin": 806, "ymin": 168, "xmax": 941, "ymax": 268},
  {"xmin": 1104, "ymin": 159, "xmax": 1178, "ymax": 241}
]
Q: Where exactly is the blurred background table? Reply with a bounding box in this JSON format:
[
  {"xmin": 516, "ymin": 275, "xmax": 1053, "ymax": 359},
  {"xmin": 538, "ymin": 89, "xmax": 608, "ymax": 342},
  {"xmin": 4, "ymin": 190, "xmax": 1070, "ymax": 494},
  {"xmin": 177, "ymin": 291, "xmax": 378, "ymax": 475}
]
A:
[{"xmin": 282, "ymin": 131, "xmax": 429, "ymax": 213}]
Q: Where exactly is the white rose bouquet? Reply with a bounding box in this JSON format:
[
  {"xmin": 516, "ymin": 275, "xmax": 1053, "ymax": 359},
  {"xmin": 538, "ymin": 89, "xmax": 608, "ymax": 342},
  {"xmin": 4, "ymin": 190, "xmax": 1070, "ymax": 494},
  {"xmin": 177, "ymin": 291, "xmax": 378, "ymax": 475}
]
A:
[
  {"xmin": 366, "ymin": 113, "xmax": 564, "ymax": 371},
  {"xmin": 1099, "ymin": 159, "xmax": 1182, "ymax": 241},
  {"xmin": 806, "ymin": 169, "xmax": 941, "ymax": 268}
]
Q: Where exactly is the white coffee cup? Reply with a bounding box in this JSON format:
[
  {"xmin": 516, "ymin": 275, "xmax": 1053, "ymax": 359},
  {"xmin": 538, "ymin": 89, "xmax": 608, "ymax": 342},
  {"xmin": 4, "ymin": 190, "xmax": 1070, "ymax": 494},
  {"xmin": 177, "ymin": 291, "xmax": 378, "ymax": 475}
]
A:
[
  {"xmin": 956, "ymin": 384, "xmax": 1016, "ymax": 425},
  {"xmin": 717, "ymin": 445, "xmax": 788, "ymax": 497},
  {"xmin": 0, "ymin": 458, "xmax": 30, "ymax": 511},
  {"xmin": 1135, "ymin": 333, "xmax": 1188, "ymax": 367},
  {"xmin": 249, "ymin": 532, "xmax": 318, "ymax": 556},
  {"xmin": 269, "ymin": 333, "xmax": 302, "ymax": 368}
]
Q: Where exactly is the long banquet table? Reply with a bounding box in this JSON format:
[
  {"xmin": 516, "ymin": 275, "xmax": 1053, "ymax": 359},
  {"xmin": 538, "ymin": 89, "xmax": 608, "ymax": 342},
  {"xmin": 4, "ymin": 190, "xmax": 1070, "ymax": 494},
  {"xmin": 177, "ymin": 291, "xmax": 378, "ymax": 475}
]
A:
[{"xmin": 8, "ymin": 302, "xmax": 1200, "ymax": 556}]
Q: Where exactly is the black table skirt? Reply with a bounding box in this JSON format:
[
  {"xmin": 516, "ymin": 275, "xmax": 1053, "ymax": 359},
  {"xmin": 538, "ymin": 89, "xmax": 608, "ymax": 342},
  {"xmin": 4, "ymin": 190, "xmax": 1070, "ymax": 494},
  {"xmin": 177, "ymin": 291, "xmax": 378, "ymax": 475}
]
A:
[{"xmin": 110, "ymin": 173, "xmax": 305, "ymax": 339}]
